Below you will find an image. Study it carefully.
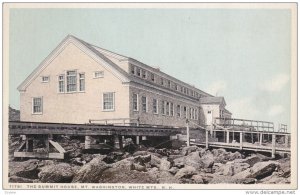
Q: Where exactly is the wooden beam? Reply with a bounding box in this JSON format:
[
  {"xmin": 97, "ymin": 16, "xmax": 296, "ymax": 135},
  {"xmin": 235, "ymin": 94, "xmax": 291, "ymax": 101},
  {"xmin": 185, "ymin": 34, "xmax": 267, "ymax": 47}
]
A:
[
  {"xmin": 240, "ymin": 132, "xmax": 243, "ymax": 150},
  {"xmin": 272, "ymin": 134, "xmax": 276, "ymax": 158},
  {"xmin": 205, "ymin": 130, "xmax": 209, "ymax": 149},
  {"xmin": 49, "ymin": 140, "xmax": 66, "ymax": 153},
  {"xmin": 186, "ymin": 120, "xmax": 190, "ymax": 147},
  {"xmin": 14, "ymin": 152, "xmax": 64, "ymax": 159}
]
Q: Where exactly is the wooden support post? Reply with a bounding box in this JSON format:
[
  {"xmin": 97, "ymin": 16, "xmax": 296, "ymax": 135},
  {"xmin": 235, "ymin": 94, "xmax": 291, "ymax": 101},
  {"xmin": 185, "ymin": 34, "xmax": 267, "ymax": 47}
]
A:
[
  {"xmin": 260, "ymin": 133, "xmax": 263, "ymax": 145},
  {"xmin": 118, "ymin": 135, "xmax": 123, "ymax": 149},
  {"xmin": 271, "ymin": 134, "xmax": 276, "ymax": 158},
  {"xmin": 136, "ymin": 136, "xmax": 140, "ymax": 145},
  {"xmin": 223, "ymin": 131, "xmax": 226, "ymax": 142},
  {"xmin": 226, "ymin": 130, "xmax": 230, "ymax": 144},
  {"xmin": 186, "ymin": 120, "xmax": 190, "ymax": 147},
  {"xmin": 205, "ymin": 130, "xmax": 209, "ymax": 149},
  {"xmin": 114, "ymin": 135, "xmax": 120, "ymax": 149},
  {"xmin": 26, "ymin": 138, "xmax": 33, "ymax": 152},
  {"xmin": 285, "ymin": 135, "xmax": 289, "ymax": 148},
  {"xmin": 85, "ymin": 136, "xmax": 92, "ymax": 149},
  {"xmin": 240, "ymin": 132, "xmax": 243, "ymax": 150},
  {"xmin": 45, "ymin": 135, "xmax": 50, "ymax": 152},
  {"xmin": 251, "ymin": 132, "xmax": 254, "ymax": 144}
]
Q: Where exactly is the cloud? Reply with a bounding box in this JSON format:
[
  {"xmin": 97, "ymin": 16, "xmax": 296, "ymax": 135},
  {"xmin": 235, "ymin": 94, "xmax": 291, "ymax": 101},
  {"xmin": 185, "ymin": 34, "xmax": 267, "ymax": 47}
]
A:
[
  {"xmin": 207, "ymin": 80, "xmax": 227, "ymax": 96},
  {"xmin": 227, "ymin": 97, "xmax": 260, "ymax": 119},
  {"xmin": 267, "ymin": 105, "xmax": 284, "ymax": 117},
  {"xmin": 260, "ymin": 73, "xmax": 289, "ymax": 92}
]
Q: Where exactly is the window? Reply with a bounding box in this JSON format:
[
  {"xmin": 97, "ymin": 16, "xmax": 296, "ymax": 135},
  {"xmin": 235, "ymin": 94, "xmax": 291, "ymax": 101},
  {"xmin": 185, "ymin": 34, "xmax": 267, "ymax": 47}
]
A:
[
  {"xmin": 103, "ymin": 92, "xmax": 115, "ymax": 111},
  {"xmin": 133, "ymin": 93, "xmax": 138, "ymax": 111},
  {"xmin": 153, "ymin": 99, "xmax": 158, "ymax": 114},
  {"xmin": 66, "ymin": 71, "xmax": 77, "ymax": 92},
  {"xmin": 183, "ymin": 106, "xmax": 187, "ymax": 118},
  {"xmin": 32, "ymin": 97, "xmax": 42, "ymax": 114},
  {"xmin": 160, "ymin": 78, "xmax": 164, "ymax": 85},
  {"xmin": 166, "ymin": 102, "xmax": 170, "ymax": 116},
  {"xmin": 130, "ymin": 65, "xmax": 135, "ymax": 74},
  {"xmin": 150, "ymin": 73, "xmax": 155, "ymax": 82},
  {"xmin": 170, "ymin": 102, "xmax": 174, "ymax": 116},
  {"xmin": 42, "ymin": 76, "xmax": 49, "ymax": 83},
  {"xmin": 142, "ymin": 70, "xmax": 146, "ymax": 79},
  {"xmin": 189, "ymin": 108, "xmax": 192, "ymax": 119},
  {"xmin": 58, "ymin": 75, "xmax": 64, "ymax": 93},
  {"xmin": 142, "ymin": 96, "xmax": 147, "ymax": 112},
  {"xmin": 177, "ymin": 105, "xmax": 181, "ymax": 117},
  {"xmin": 175, "ymin": 84, "xmax": 178, "ymax": 91},
  {"xmin": 161, "ymin": 100, "xmax": 165, "ymax": 115},
  {"xmin": 136, "ymin": 68, "xmax": 141, "ymax": 77},
  {"xmin": 94, "ymin": 71, "xmax": 104, "ymax": 78},
  {"xmin": 79, "ymin": 73, "xmax": 85, "ymax": 91},
  {"xmin": 167, "ymin": 80, "xmax": 171, "ymax": 88}
]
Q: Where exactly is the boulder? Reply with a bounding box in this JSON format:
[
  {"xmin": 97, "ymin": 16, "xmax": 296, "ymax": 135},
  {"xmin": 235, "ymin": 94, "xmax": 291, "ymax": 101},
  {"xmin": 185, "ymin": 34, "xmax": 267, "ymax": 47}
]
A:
[
  {"xmin": 98, "ymin": 158, "xmax": 158, "ymax": 183},
  {"xmin": 260, "ymin": 172, "xmax": 291, "ymax": 184},
  {"xmin": 168, "ymin": 167, "xmax": 179, "ymax": 175},
  {"xmin": 181, "ymin": 146, "xmax": 199, "ymax": 156},
  {"xmin": 11, "ymin": 159, "xmax": 40, "ymax": 179},
  {"xmin": 222, "ymin": 163, "xmax": 250, "ymax": 176},
  {"xmin": 191, "ymin": 174, "xmax": 204, "ymax": 184},
  {"xmin": 185, "ymin": 151, "xmax": 202, "ymax": 170},
  {"xmin": 278, "ymin": 159, "xmax": 291, "ymax": 178},
  {"xmin": 232, "ymin": 168, "xmax": 252, "ymax": 179},
  {"xmin": 173, "ymin": 157, "xmax": 185, "ymax": 168},
  {"xmin": 149, "ymin": 154, "xmax": 161, "ymax": 168},
  {"xmin": 38, "ymin": 163, "xmax": 75, "ymax": 183},
  {"xmin": 159, "ymin": 158, "xmax": 171, "ymax": 171},
  {"xmin": 130, "ymin": 163, "xmax": 146, "ymax": 172},
  {"xmin": 158, "ymin": 171, "xmax": 179, "ymax": 184},
  {"xmin": 234, "ymin": 155, "xmax": 262, "ymax": 167},
  {"xmin": 200, "ymin": 152, "xmax": 214, "ymax": 168},
  {"xmin": 213, "ymin": 151, "xmax": 242, "ymax": 164},
  {"xmin": 248, "ymin": 161, "xmax": 279, "ymax": 179},
  {"xmin": 174, "ymin": 166, "xmax": 196, "ymax": 179},
  {"xmin": 72, "ymin": 155, "xmax": 110, "ymax": 183},
  {"xmin": 9, "ymin": 176, "xmax": 38, "ymax": 183},
  {"xmin": 210, "ymin": 175, "xmax": 256, "ymax": 184},
  {"xmin": 133, "ymin": 151, "xmax": 149, "ymax": 157}
]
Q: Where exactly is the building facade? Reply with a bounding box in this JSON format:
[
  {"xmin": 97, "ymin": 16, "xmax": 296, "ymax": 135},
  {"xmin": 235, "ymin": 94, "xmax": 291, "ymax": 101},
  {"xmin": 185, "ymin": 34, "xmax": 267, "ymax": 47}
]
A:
[{"xmin": 18, "ymin": 35, "xmax": 231, "ymax": 128}]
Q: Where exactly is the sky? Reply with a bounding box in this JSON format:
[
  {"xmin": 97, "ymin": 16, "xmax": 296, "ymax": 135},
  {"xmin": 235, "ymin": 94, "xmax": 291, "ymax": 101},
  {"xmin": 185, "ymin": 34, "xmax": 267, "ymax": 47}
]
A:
[{"xmin": 9, "ymin": 8, "xmax": 292, "ymax": 128}]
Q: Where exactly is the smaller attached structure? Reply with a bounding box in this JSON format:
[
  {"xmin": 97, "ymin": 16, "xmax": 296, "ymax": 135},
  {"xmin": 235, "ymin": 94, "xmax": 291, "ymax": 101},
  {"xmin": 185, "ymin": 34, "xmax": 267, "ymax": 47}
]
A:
[{"xmin": 199, "ymin": 96, "xmax": 232, "ymax": 128}]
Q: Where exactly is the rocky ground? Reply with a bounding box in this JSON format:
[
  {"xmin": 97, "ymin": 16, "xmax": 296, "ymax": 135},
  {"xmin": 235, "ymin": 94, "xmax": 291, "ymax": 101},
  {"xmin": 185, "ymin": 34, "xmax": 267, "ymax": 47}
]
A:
[{"xmin": 8, "ymin": 136, "xmax": 291, "ymax": 184}]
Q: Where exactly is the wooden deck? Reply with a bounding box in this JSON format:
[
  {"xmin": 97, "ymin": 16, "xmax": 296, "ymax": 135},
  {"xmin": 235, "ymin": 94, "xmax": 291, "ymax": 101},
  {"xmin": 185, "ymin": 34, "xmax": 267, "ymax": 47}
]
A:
[{"xmin": 9, "ymin": 121, "xmax": 183, "ymax": 137}]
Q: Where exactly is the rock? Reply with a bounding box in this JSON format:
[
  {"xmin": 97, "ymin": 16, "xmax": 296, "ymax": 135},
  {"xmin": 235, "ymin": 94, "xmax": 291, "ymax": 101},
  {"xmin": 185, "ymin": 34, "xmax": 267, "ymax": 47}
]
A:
[
  {"xmin": 173, "ymin": 157, "xmax": 185, "ymax": 168},
  {"xmin": 70, "ymin": 157, "xmax": 84, "ymax": 166},
  {"xmin": 11, "ymin": 159, "xmax": 40, "ymax": 179},
  {"xmin": 149, "ymin": 154, "xmax": 161, "ymax": 168},
  {"xmin": 232, "ymin": 168, "xmax": 252, "ymax": 179},
  {"xmin": 212, "ymin": 163, "xmax": 224, "ymax": 174},
  {"xmin": 38, "ymin": 163, "xmax": 74, "ymax": 183},
  {"xmin": 248, "ymin": 161, "xmax": 279, "ymax": 179},
  {"xmin": 212, "ymin": 148, "xmax": 227, "ymax": 157},
  {"xmin": 160, "ymin": 158, "xmax": 171, "ymax": 171},
  {"xmin": 200, "ymin": 152, "xmax": 214, "ymax": 168},
  {"xmin": 235, "ymin": 155, "xmax": 262, "ymax": 167},
  {"xmin": 168, "ymin": 154, "xmax": 184, "ymax": 161},
  {"xmin": 210, "ymin": 175, "xmax": 256, "ymax": 184},
  {"xmin": 260, "ymin": 172, "xmax": 291, "ymax": 184},
  {"xmin": 168, "ymin": 167, "xmax": 179, "ymax": 175},
  {"xmin": 181, "ymin": 146, "xmax": 199, "ymax": 156},
  {"xmin": 213, "ymin": 150, "xmax": 242, "ymax": 164},
  {"xmin": 72, "ymin": 155, "xmax": 110, "ymax": 183},
  {"xmin": 222, "ymin": 163, "xmax": 250, "ymax": 176},
  {"xmin": 185, "ymin": 151, "xmax": 202, "ymax": 170},
  {"xmin": 81, "ymin": 154, "xmax": 93, "ymax": 163},
  {"xmin": 191, "ymin": 174, "xmax": 204, "ymax": 184},
  {"xmin": 131, "ymin": 163, "xmax": 146, "ymax": 172},
  {"xmin": 158, "ymin": 171, "xmax": 179, "ymax": 183},
  {"xmin": 278, "ymin": 159, "xmax": 291, "ymax": 178},
  {"xmin": 9, "ymin": 176, "xmax": 38, "ymax": 183},
  {"xmin": 98, "ymin": 158, "xmax": 158, "ymax": 183},
  {"xmin": 175, "ymin": 166, "xmax": 196, "ymax": 179}
]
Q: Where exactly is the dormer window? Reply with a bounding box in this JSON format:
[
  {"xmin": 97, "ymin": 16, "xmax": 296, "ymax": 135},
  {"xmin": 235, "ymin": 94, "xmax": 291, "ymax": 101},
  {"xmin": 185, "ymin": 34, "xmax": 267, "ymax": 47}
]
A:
[
  {"xmin": 94, "ymin": 71, "xmax": 104, "ymax": 78},
  {"xmin": 142, "ymin": 70, "xmax": 147, "ymax": 79},
  {"xmin": 150, "ymin": 73, "xmax": 155, "ymax": 82},
  {"xmin": 136, "ymin": 68, "xmax": 141, "ymax": 77},
  {"xmin": 42, "ymin": 76, "xmax": 49, "ymax": 83}
]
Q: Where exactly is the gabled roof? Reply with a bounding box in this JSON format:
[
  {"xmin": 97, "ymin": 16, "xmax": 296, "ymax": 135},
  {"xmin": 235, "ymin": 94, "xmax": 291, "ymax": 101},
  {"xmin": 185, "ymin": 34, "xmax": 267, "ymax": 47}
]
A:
[
  {"xmin": 18, "ymin": 35, "xmax": 131, "ymax": 91},
  {"xmin": 223, "ymin": 108, "xmax": 232, "ymax": 115},
  {"xmin": 199, "ymin": 96, "xmax": 226, "ymax": 106}
]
